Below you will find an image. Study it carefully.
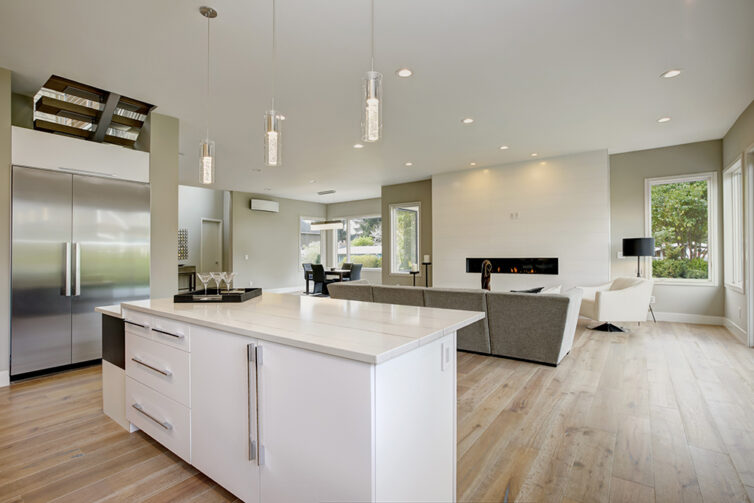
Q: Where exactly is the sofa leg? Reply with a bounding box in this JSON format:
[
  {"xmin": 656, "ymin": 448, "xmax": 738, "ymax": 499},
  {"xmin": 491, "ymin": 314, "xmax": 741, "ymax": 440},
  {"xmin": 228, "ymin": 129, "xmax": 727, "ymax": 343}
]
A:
[{"xmin": 589, "ymin": 322, "xmax": 625, "ymax": 333}]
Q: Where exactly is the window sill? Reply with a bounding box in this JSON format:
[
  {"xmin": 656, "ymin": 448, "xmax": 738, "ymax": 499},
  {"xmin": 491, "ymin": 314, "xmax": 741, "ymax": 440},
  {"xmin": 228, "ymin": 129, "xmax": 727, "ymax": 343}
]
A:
[{"xmin": 652, "ymin": 278, "xmax": 718, "ymax": 287}]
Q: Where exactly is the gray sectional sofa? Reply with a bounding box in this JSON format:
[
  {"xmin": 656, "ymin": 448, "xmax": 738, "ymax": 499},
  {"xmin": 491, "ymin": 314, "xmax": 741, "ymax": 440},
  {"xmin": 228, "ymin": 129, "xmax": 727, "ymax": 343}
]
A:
[{"xmin": 328, "ymin": 281, "xmax": 582, "ymax": 366}]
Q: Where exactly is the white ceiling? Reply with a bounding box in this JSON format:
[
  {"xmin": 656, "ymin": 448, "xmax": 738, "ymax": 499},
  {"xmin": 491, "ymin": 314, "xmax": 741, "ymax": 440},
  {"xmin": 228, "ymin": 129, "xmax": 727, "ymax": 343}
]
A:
[{"xmin": 1, "ymin": 0, "xmax": 753, "ymax": 203}]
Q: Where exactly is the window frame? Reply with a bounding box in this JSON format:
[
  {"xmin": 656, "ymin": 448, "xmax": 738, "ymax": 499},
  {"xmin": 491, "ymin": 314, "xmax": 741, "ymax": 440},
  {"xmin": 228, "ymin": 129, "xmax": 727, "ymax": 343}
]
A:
[
  {"xmin": 723, "ymin": 156, "xmax": 745, "ymax": 293},
  {"xmin": 644, "ymin": 172, "xmax": 718, "ymax": 286},
  {"xmin": 299, "ymin": 215, "xmax": 324, "ymax": 270},
  {"xmin": 337, "ymin": 214, "xmax": 383, "ymax": 271},
  {"xmin": 389, "ymin": 201, "xmax": 421, "ymax": 276}
]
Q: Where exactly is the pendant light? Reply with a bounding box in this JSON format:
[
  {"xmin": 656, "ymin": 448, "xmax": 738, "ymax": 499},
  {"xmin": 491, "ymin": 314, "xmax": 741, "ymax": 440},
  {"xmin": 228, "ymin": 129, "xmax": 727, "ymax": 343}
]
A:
[
  {"xmin": 264, "ymin": 0, "xmax": 283, "ymax": 166},
  {"xmin": 362, "ymin": 0, "xmax": 382, "ymax": 142},
  {"xmin": 199, "ymin": 6, "xmax": 217, "ymax": 185}
]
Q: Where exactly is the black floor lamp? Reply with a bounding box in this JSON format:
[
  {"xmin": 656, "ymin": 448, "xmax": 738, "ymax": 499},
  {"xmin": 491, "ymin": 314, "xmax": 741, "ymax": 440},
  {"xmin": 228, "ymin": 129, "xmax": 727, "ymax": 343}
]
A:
[{"xmin": 622, "ymin": 237, "xmax": 656, "ymax": 323}]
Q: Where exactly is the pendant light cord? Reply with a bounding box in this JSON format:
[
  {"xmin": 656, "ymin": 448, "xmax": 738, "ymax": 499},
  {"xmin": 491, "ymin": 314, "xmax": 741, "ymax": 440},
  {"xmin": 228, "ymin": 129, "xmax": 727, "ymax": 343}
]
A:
[
  {"xmin": 370, "ymin": 0, "xmax": 374, "ymax": 71},
  {"xmin": 206, "ymin": 14, "xmax": 210, "ymax": 141},
  {"xmin": 271, "ymin": 0, "xmax": 277, "ymax": 111}
]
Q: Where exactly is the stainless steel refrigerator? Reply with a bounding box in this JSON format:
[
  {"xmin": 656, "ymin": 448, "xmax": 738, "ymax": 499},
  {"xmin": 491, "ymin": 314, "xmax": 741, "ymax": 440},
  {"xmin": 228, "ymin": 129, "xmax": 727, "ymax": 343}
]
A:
[{"xmin": 11, "ymin": 166, "xmax": 150, "ymax": 377}]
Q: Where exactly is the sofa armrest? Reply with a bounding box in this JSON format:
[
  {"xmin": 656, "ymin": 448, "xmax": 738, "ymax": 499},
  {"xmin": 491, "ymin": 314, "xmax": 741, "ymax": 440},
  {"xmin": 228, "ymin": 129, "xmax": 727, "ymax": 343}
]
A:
[{"xmin": 595, "ymin": 284, "xmax": 652, "ymax": 322}]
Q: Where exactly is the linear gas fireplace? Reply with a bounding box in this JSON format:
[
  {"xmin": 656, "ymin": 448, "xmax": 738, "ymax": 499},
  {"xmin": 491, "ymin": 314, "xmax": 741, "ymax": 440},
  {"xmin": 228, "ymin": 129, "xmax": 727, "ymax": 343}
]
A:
[{"xmin": 466, "ymin": 257, "xmax": 559, "ymax": 275}]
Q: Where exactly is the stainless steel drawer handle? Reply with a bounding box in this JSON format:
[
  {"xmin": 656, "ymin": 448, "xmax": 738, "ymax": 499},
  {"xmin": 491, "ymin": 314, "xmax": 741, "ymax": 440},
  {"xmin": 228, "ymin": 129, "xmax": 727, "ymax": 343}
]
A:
[
  {"xmin": 132, "ymin": 403, "xmax": 173, "ymax": 430},
  {"xmin": 131, "ymin": 357, "xmax": 172, "ymax": 377},
  {"xmin": 125, "ymin": 320, "xmax": 149, "ymax": 329},
  {"xmin": 152, "ymin": 328, "xmax": 185, "ymax": 339}
]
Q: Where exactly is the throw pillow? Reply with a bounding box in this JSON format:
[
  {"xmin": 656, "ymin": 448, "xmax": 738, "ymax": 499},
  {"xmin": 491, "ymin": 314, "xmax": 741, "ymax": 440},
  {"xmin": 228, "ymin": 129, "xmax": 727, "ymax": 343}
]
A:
[{"xmin": 510, "ymin": 287, "xmax": 544, "ymax": 294}]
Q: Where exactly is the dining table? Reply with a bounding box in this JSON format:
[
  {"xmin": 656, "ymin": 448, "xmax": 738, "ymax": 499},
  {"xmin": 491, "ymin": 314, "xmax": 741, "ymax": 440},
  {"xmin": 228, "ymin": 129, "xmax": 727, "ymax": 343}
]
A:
[{"xmin": 325, "ymin": 269, "xmax": 350, "ymax": 282}]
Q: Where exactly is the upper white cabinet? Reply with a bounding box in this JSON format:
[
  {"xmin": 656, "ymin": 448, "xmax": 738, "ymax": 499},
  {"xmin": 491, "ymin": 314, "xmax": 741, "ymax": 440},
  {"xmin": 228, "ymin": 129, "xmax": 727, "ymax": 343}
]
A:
[{"xmin": 11, "ymin": 126, "xmax": 149, "ymax": 182}]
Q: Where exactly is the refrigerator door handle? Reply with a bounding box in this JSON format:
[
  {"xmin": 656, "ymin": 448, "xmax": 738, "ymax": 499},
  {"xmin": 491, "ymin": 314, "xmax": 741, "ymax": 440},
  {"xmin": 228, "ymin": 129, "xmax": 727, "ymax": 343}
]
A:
[
  {"xmin": 74, "ymin": 242, "xmax": 81, "ymax": 296},
  {"xmin": 64, "ymin": 242, "xmax": 72, "ymax": 297}
]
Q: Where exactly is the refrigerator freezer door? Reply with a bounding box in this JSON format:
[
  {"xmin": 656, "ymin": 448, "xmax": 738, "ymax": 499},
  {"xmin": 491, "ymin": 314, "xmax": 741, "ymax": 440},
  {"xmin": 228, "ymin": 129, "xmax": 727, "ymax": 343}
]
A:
[
  {"xmin": 11, "ymin": 167, "xmax": 73, "ymax": 375},
  {"xmin": 71, "ymin": 175, "xmax": 150, "ymax": 363}
]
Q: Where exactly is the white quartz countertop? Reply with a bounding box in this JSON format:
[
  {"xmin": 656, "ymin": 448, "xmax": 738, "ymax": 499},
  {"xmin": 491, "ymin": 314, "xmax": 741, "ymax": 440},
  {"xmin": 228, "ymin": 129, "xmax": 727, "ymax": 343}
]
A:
[
  {"xmin": 95, "ymin": 304, "xmax": 123, "ymax": 319},
  {"xmin": 117, "ymin": 294, "xmax": 485, "ymax": 364}
]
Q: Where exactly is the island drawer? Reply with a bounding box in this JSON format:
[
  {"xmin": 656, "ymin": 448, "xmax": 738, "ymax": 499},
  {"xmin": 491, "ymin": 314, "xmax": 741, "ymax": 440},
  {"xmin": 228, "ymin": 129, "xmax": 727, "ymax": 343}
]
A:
[
  {"xmin": 126, "ymin": 376, "xmax": 191, "ymax": 463},
  {"xmin": 123, "ymin": 310, "xmax": 153, "ymax": 338},
  {"xmin": 126, "ymin": 333, "xmax": 191, "ymax": 407},
  {"xmin": 149, "ymin": 316, "xmax": 191, "ymax": 352}
]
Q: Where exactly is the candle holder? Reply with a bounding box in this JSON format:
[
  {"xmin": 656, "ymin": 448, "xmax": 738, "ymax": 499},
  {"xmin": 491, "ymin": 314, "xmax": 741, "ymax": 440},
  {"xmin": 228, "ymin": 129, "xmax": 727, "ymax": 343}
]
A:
[{"xmin": 422, "ymin": 262, "xmax": 432, "ymax": 287}]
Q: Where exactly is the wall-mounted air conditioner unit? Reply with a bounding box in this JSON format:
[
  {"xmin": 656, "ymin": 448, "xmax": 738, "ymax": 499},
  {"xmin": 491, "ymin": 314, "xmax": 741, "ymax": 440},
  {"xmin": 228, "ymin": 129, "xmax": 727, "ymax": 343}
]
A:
[{"xmin": 250, "ymin": 198, "xmax": 279, "ymax": 213}]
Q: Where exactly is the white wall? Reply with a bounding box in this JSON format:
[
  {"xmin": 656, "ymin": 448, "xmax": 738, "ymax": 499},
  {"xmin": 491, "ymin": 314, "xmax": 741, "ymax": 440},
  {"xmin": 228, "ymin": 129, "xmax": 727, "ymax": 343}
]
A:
[
  {"xmin": 178, "ymin": 185, "xmax": 225, "ymax": 270},
  {"xmin": 432, "ymin": 150, "xmax": 610, "ymax": 292},
  {"xmin": 326, "ymin": 198, "xmax": 382, "ymax": 285},
  {"xmin": 232, "ymin": 192, "xmax": 326, "ymax": 291}
]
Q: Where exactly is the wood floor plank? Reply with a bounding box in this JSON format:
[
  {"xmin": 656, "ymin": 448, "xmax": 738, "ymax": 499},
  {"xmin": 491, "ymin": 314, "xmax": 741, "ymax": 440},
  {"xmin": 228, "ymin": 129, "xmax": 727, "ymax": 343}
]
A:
[
  {"xmin": 612, "ymin": 415, "xmax": 654, "ymax": 487},
  {"xmin": 649, "ymin": 406, "xmax": 702, "ymax": 503},
  {"xmin": 609, "ymin": 477, "xmax": 655, "ymax": 503},
  {"xmin": 564, "ymin": 428, "xmax": 616, "ymax": 503},
  {"xmin": 688, "ymin": 446, "xmax": 751, "ymax": 503}
]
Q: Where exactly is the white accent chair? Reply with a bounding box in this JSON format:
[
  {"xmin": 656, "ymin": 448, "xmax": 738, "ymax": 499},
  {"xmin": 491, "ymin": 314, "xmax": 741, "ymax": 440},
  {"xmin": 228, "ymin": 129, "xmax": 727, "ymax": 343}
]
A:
[{"xmin": 578, "ymin": 277, "xmax": 654, "ymax": 332}]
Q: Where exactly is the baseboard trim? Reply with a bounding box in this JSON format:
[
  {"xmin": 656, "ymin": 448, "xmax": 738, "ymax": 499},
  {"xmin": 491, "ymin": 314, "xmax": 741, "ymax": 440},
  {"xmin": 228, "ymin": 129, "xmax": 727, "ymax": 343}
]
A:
[
  {"xmin": 0, "ymin": 370, "xmax": 9, "ymax": 388},
  {"xmin": 723, "ymin": 318, "xmax": 747, "ymax": 344},
  {"xmin": 650, "ymin": 312, "xmax": 725, "ymax": 325}
]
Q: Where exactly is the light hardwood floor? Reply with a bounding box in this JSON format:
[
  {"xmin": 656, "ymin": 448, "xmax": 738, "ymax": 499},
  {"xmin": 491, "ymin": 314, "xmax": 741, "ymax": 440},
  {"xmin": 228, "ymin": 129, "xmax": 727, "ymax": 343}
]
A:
[{"xmin": 0, "ymin": 321, "xmax": 752, "ymax": 502}]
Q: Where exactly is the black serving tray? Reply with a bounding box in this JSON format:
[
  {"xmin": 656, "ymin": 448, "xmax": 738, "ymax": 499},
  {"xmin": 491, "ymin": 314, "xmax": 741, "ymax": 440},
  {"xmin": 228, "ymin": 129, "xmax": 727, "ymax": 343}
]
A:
[{"xmin": 173, "ymin": 287, "xmax": 262, "ymax": 303}]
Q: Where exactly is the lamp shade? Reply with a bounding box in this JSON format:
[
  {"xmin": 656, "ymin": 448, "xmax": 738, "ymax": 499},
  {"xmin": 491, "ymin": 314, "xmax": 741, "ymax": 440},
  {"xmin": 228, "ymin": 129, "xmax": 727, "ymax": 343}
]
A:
[{"xmin": 622, "ymin": 237, "xmax": 655, "ymax": 257}]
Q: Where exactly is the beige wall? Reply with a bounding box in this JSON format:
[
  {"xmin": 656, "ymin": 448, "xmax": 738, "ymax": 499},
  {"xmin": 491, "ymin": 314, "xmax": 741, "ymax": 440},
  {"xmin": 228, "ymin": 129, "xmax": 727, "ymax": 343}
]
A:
[
  {"xmin": 381, "ymin": 180, "xmax": 432, "ymax": 286},
  {"xmin": 149, "ymin": 114, "xmax": 180, "ymax": 298},
  {"xmin": 232, "ymin": 193, "xmax": 325, "ymax": 290},
  {"xmin": 326, "ymin": 197, "xmax": 382, "ymax": 284},
  {"xmin": 722, "ymin": 99, "xmax": 754, "ymax": 338},
  {"xmin": 1, "ymin": 68, "xmax": 11, "ymax": 377},
  {"xmin": 610, "ymin": 140, "xmax": 724, "ymax": 318}
]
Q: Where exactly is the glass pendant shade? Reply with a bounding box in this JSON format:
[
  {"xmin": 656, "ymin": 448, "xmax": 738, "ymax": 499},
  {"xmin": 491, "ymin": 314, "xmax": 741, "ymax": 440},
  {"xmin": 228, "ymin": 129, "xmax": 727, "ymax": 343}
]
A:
[
  {"xmin": 264, "ymin": 110, "xmax": 282, "ymax": 166},
  {"xmin": 362, "ymin": 70, "xmax": 382, "ymax": 142},
  {"xmin": 200, "ymin": 140, "xmax": 215, "ymax": 185}
]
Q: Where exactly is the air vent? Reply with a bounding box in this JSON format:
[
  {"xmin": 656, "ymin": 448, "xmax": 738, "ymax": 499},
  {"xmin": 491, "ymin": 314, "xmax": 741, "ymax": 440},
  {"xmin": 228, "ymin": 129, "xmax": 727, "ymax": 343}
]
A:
[
  {"xmin": 317, "ymin": 190, "xmax": 336, "ymax": 196},
  {"xmin": 33, "ymin": 75, "xmax": 155, "ymax": 149}
]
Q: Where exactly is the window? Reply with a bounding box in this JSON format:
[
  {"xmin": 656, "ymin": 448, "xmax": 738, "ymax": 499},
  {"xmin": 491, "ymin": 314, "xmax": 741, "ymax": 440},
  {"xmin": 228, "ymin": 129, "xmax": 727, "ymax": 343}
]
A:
[
  {"xmin": 390, "ymin": 203, "xmax": 420, "ymax": 274},
  {"xmin": 299, "ymin": 217, "xmax": 322, "ymax": 267},
  {"xmin": 336, "ymin": 216, "xmax": 382, "ymax": 269},
  {"xmin": 723, "ymin": 158, "xmax": 744, "ymax": 291},
  {"xmin": 645, "ymin": 173, "xmax": 717, "ymax": 284}
]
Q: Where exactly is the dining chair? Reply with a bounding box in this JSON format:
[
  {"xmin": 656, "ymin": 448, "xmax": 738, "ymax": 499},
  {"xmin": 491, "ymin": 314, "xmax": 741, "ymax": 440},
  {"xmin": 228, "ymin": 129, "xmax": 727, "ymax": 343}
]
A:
[
  {"xmin": 311, "ymin": 264, "xmax": 336, "ymax": 295},
  {"xmin": 348, "ymin": 263, "xmax": 363, "ymax": 281},
  {"xmin": 303, "ymin": 263, "xmax": 314, "ymax": 294}
]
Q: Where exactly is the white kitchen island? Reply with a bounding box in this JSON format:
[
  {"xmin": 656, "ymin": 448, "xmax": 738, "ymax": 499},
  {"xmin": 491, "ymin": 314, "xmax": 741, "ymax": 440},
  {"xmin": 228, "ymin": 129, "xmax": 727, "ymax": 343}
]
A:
[{"xmin": 108, "ymin": 293, "xmax": 484, "ymax": 503}]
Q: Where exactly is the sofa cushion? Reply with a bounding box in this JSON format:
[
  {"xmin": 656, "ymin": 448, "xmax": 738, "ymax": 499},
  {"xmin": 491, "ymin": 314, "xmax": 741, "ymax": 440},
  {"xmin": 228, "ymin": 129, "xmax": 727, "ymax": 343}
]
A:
[
  {"xmin": 424, "ymin": 288, "xmax": 490, "ymax": 353},
  {"xmin": 327, "ymin": 281, "xmax": 373, "ymax": 302},
  {"xmin": 372, "ymin": 285, "xmax": 425, "ymax": 307}
]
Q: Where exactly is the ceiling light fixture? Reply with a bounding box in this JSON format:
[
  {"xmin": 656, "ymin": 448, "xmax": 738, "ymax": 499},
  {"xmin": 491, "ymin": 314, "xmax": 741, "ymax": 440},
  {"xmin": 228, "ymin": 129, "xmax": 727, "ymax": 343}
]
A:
[
  {"xmin": 264, "ymin": 0, "xmax": 283, "ymax": 166},
  {"xmin": 199, "ymin": 6, "xmax": 217, "ymax": 185},
  {"xmin": 404, "ymin": 162, "xmax": 413, "ymax": 166},
  {"xmin": 469, "ymin": 162, "xmax": 477, "ymax": 166},
  {"xmin": 530, "ymin": 153, "xmax": 538, "ymax": 157},
  {"xmin": 462, "ymin": 118, "xmax": 474, "ymax": 124},
  {"xmin": 310, "ymin": 220, "xmax": 345, "ymax": 231},
  {"xmin": 309, "ymin": 179, "xmax": 316, "ymax": 184},
  {"xmin": 353, "ymin": 143, "xmax": 364, "ymax": 149},
  {"xmin": 661, "ymin": 69, "xmax": 682, "ymax": 79},
  {"xmin": 657, "ymin": 116, "xmax": 671, "ymax": 123},
  {"xmin": 499, "ymin": 145, "xmax": 509, "ymax": 150},
  {"xmin": 362, "ymin": 0, "xmax": 382, "ymax": 142},
  {"xmin": 396, "ymin": 68, "xmax": 413, "ymax": 78}
]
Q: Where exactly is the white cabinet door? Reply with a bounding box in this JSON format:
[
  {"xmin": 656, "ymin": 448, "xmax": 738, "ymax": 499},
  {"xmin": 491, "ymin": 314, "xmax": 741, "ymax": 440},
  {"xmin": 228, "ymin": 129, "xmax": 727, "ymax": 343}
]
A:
[
  {"xmin": 258, "ymin": 341, "xmax": 375, "ymax": 502},
  {"xmin": 191, "ymin": 327, "xmax": 260, "ymax": 503}
]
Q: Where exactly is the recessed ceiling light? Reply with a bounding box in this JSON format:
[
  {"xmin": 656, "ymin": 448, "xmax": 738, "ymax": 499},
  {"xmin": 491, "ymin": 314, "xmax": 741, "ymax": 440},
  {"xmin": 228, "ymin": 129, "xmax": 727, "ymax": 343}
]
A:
[
  {"xmin": 661, "ymin": 69, "xmax": 682, "ymax": 79},
  {"xmin": 530, "ymin": 153, "xmax": 538, "ymax": 157},
  {"xmin": 404, "ymin": 162, "xmax": 413, "ymax": 167},
  {"xmin": 395, "ymin": 68, "xmax": 413, "ymax": 78},
  {"xmin": 309, "ymin": 179, "xmax": 316, "ymax": 184},
  {"xmin": 317, "ymin": 189, "xmax": 336, "ymax": 196},
  {"xmin": 264, "ymin": 187, "xmax": 271, "ymax": 191},
  {"xmin": 499, "ymin": 145, "xmax": 509, "ymax": 150},
  {"xmin": 353, "ymin": 143, "xmax": 364, "ymax": 149},
  {"xmin": 469, "ymin": 162, "xmax": 477, "ymax": 166},
  {"xmin": 252, "ymin": 168, "xmax": 262, "ymax": 172},
  {"xmin": 462, "ymin": 118, "xmax": 474, "ymax": 124},
  {"xmin": 657, "ymin": 116, "xmax": 671, "ymax": 123}
]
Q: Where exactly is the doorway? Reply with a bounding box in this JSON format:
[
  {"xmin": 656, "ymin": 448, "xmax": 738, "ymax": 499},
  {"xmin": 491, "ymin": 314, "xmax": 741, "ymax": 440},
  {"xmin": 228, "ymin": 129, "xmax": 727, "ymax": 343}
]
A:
[{"xmin": 201, "ymin": 218, "xmax": 223, "ymax": 273}]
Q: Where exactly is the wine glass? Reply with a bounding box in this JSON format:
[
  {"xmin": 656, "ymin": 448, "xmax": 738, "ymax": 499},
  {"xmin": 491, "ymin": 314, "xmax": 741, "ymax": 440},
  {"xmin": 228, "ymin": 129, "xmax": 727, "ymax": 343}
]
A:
[
  {"xmin": 196, "ymin": 273, "xmax": 211, "ymax": 295},
  {"xmin": 209, "ymin": 272, "xmax": 222, "ymax": 293},
  {"xmin": 226, "ymin": 272, "xmax": 238, "ymax": 292}
]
